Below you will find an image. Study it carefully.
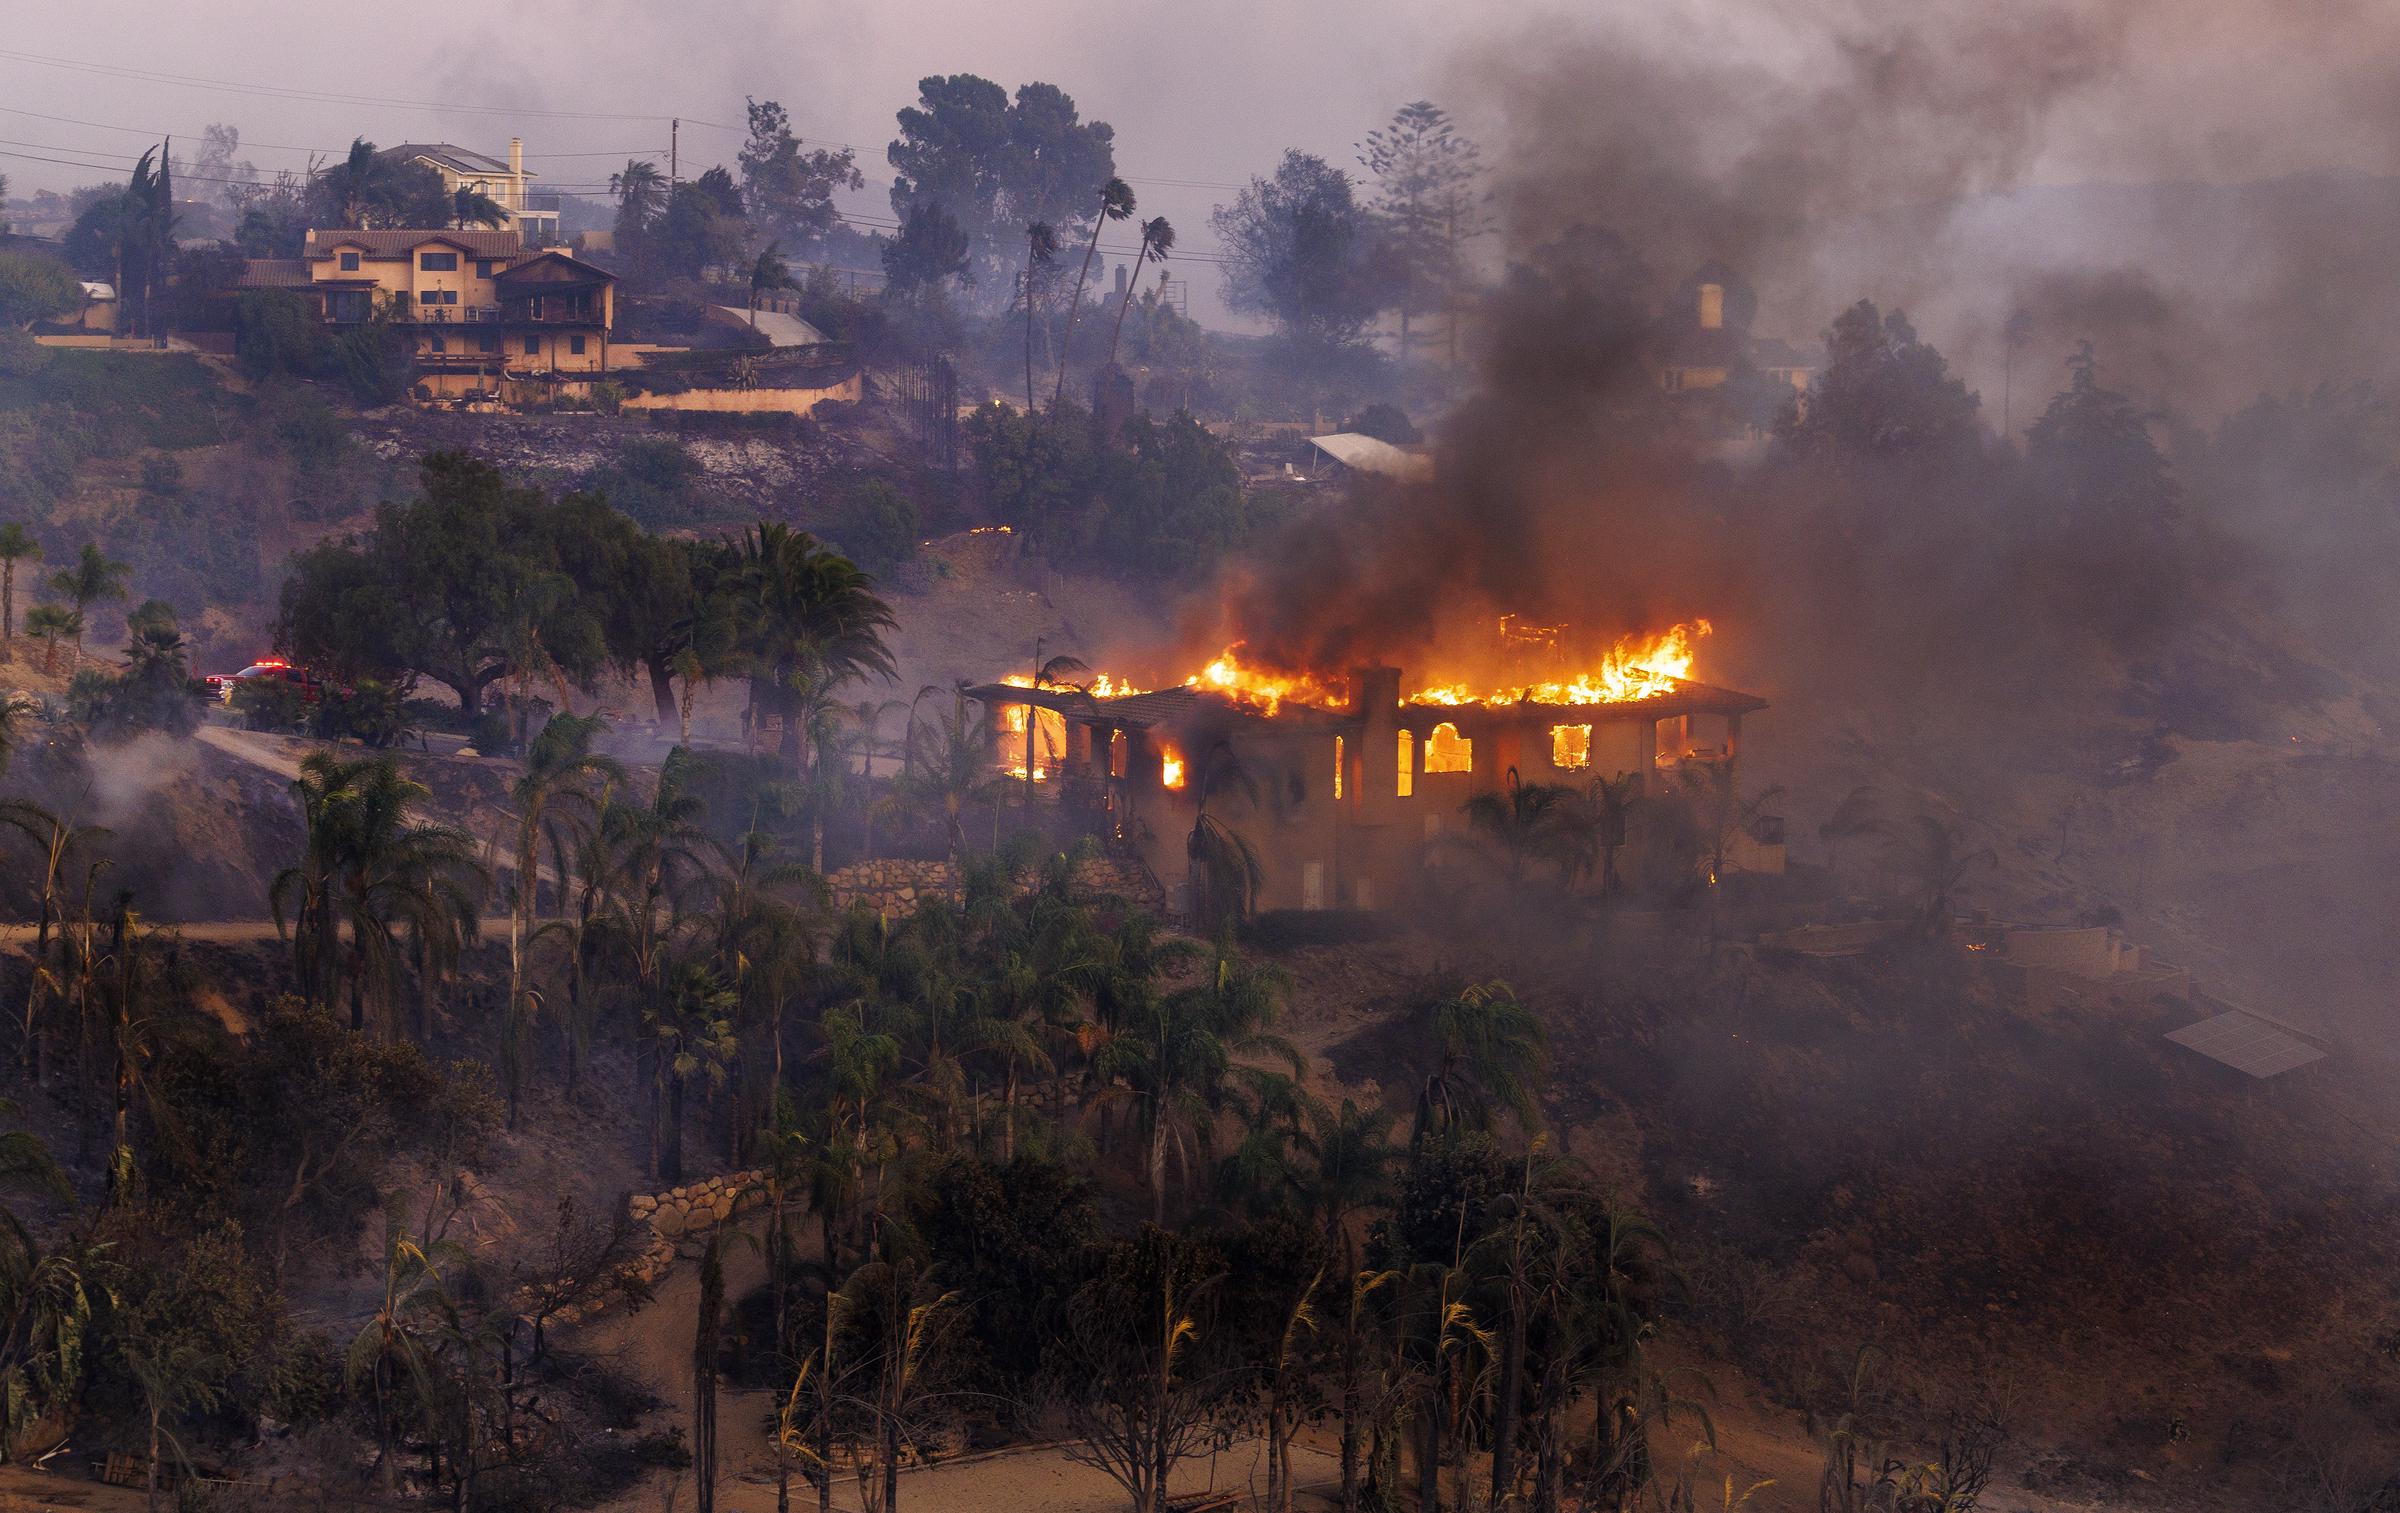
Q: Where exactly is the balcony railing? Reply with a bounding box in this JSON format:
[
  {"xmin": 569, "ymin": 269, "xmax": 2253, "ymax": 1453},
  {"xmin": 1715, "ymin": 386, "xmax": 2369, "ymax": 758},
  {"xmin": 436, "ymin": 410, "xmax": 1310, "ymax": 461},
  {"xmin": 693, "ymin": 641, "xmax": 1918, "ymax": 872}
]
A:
[{"xmin": 405, "ymin": 306, "xmax": 507, "ymax": 324}]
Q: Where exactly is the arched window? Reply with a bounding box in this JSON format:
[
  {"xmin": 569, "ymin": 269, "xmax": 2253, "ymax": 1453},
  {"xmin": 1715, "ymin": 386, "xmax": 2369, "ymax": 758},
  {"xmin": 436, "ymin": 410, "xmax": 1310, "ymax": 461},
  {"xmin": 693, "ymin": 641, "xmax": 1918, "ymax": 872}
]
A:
[{"xmin": 1425, "ymin": 722, "xmax": 1473, "ymax": 774}]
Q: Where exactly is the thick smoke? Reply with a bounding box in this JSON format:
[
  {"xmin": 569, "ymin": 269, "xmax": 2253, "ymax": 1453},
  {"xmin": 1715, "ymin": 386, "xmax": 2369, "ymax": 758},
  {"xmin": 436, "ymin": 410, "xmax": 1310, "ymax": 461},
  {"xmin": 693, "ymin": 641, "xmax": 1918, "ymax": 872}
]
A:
[{"xmin": 1198, "ymin": 0, "xmax": 2400, "ymax": 693}]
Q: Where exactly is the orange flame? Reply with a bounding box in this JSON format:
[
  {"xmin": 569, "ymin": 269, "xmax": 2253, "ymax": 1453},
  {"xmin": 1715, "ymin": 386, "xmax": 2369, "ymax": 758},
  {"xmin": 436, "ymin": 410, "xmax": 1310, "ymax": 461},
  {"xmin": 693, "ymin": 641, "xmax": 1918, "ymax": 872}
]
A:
[
  {"xmin": 1184, "ymin": 647, "xmax": 1349, "ymax": 715},
  {"xmin": 1161, "ymin": 750, "xmax": 1186, "ymax": 789},
  {"xmin": 1409, "ymin": 621, "xmax": 1711, "ymax": 707},
  {"xmin": 1181, "ymin": 621, "xmax": 1711, "ymax": 714}
]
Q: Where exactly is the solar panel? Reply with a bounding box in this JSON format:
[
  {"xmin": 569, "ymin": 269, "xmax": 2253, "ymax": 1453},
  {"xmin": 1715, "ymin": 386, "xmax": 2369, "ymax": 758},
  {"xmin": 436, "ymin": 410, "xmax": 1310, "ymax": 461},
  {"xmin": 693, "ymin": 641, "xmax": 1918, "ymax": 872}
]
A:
[{"xmin": 2165, "ymin": 1010, "xmax": 2327, "ymax": 1078}]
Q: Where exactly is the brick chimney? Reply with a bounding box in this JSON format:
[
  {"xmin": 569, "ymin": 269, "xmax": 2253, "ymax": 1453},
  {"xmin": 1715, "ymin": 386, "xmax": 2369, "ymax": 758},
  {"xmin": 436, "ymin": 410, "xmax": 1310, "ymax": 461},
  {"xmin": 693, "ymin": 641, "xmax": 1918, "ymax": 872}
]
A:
[{"xmin": 508, "ymin": 137, "xmax": 525, "ymax": 208}]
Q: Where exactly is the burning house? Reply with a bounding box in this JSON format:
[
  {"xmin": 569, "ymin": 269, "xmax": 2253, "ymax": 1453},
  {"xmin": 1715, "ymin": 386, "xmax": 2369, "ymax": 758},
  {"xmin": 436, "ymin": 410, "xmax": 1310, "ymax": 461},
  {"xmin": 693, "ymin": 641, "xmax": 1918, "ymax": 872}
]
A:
[{"xmin": 968, "ymin": 624, "xmax": 1772, "ymax": 916}]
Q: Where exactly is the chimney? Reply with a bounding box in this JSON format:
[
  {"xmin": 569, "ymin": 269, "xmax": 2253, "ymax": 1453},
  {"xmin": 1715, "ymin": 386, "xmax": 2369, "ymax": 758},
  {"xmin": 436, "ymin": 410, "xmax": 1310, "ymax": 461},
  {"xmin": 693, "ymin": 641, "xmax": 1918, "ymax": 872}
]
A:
[
  {"xmin": 1352, "ymin": 666, "xmax": 1401, "ymax": 826},
  {"xmin": 509, "ymin": 136, "xmax": 524, "ymax": 179},
  {"xmin": 1113, "ymin": 263, "xmax": 1128, "ymax": 299}
]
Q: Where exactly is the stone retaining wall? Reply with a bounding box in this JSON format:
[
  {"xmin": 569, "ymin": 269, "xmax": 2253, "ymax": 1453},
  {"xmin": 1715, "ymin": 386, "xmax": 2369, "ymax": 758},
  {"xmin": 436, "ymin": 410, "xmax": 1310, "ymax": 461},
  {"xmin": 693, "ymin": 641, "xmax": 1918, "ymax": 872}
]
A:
[{"xmin": 827, "ymin": 855, "xmax": 1167, "ymax": 920}]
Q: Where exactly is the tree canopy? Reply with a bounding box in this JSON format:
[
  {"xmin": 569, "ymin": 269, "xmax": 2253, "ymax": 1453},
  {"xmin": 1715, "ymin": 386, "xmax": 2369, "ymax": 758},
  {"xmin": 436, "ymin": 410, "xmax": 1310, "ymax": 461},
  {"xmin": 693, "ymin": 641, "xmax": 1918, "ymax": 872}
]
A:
[{"xmin": 1212, "ymin": 150, "xmax": 1386, "ymax": 350}]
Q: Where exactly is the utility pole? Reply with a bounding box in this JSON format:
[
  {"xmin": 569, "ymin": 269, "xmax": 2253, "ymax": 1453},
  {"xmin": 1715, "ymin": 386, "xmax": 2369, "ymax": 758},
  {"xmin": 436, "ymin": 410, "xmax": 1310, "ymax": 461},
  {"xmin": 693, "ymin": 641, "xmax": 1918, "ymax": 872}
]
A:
[{"xmin": 670, "ymin": 119, "xmax": 680, "ymax": 189}]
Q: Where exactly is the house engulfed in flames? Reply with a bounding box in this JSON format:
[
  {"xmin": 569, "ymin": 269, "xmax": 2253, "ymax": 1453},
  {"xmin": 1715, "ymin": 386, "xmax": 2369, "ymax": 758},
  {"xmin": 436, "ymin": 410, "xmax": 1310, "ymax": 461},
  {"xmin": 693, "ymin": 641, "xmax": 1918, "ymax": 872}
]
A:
[{"xmin": 967, "ymin": 623, "xmax": 1776, "ymax": 915}]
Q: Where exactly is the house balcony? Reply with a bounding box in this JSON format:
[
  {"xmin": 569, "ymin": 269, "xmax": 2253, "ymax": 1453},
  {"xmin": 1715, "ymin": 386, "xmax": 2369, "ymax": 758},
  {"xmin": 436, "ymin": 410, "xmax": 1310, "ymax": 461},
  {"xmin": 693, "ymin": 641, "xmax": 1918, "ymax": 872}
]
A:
[{"xmin": 404, "ymin": 306, "xmax": 508, "ymax": 325}]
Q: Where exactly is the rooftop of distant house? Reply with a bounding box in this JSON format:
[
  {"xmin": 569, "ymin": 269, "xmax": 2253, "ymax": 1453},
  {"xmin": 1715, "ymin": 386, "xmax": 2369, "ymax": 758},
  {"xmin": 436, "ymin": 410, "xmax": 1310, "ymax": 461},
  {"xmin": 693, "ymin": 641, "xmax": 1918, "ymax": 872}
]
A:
[{"xmin": 381, "ymin": 143, "xmax": 521, "ymax": 177}]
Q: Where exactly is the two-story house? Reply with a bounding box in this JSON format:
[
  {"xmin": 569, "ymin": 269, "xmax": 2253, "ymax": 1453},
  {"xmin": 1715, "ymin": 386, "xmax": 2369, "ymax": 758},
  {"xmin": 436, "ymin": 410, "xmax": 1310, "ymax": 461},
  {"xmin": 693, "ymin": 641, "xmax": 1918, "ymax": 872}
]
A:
[
  {"xmin": 240, "ymin": 229, "xmax": 616, "ymax": 402},
  {"xmin": 381, "ymin": 140, "xmax": 560, "ymax": 247}
]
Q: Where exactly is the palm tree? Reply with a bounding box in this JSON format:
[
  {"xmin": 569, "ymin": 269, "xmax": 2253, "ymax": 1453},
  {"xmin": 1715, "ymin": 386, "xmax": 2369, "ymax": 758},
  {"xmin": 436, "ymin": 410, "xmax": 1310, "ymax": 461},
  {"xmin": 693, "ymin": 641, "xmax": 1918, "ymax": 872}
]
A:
[
  {"xmin": 1185, "ymin": 743, "xmax": 1263, "ymax": 931},
  {"xmin": 1019, "ymin": 221, "xmax": 1059, "ymax": 411},
  {"xmin": 451, "ymin": 184, "xmax": 508, "ymax": 230},
  {"xmin": 47, "ymin": 543, "xmax": 128, "ymax": 669},
  {"xmin": 1413, "ymin": 980, "xmax": 1548, "ymax": 1146},
  {"xmin": 20, "ymin": 607, "xmax": 75, "ymax": 677},
  {"xmin": 502, "ymin": 714, "xmax": 621, "ymax": 1126},
  {"xmin": 1053, "ymin": 176, "xmax": 1135, "ymax": 409},
  {"xmin": 1102, "ymin": 216, "xmax": 1176, "ymax": 376},
  {"xmin": 610, "ymin": 159, "xmax": 666, "ymax": 235},
  {"xmin": 895, "ymin": 687, "xmax": 1003, "ymax": 862},
  {"xmin": 0, "ymin": 526, "xmax": 41, "ymax": 649},
  {"xmin": 1129, "ymin": 945, "xmax": 1297, "ymax": 1224},
  {"xmin": 747, "ymin": 240, "xmax": 797, "ymax": 328},
  {"xmin": 733, "ymin": 522, "xmax": 899, "ymax": 786},
  {"xmin": 1022, "ymin": 648, "xmax": 1090, "ymax": 811},
  {"xmin": 326, "ymin": 138, "xmax": 393, "ymax": 230},
  {"xmin": 1462, "ymin": 767, "xmax": 1580, "ymax": 881},
  {"xmin": 333, "ymin": 761, "xmax": 482, "ymax": 1038},
  {"xmin": 648, "ymin": 958, "xmax": 738, "ymax": 1185}
]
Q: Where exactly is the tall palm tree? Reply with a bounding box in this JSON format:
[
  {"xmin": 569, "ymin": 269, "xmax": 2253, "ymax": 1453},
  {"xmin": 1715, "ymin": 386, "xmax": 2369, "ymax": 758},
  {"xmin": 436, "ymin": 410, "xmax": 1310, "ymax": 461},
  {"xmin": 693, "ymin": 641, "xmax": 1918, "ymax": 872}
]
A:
[
  {"xmin": 1053, "ymin": 176, "xmax": 1135, "ymax": 409},
  {"xmin": 1129, "ymin": 945, "xmax": 1297, "ymax": 1224},
  {"xmin": 451, "ymin": 184, "xmax": 508, "ymax": 230},
  {"xmin": 747, "ymin": 240, "xmax": 797, "ymax": 328},
  {"xmin": 733, "ymin": 522, "xmax": 899, "ymax": 788},
  {"xmin": 270, "ymin": 753, "xmax": 481, "ymax": 1033},
  {"xmin": 1102, "ymin": 216, "xmax": 1176, "ymax": 376},
  {"xmin": 649, "ymin": 957, "xmax": 738, "ymax": 1185},
  {"xmin": 326, "ymin": 138, "xmax": 393, "ymax": 230},
  {"xmin": 502, "ymin": 713, "xmax": 621, "ymax": 1126},
  {"xmin": 610, "ymin": 160, "xmax": 666, "ymax": 232},
  {"xmin": 47, "ymin": 543, "xmax": 128, "ymax": 669},
  {"xmin": 1019, "ymin": 220, "xmax": 1058, "ymax": 411},
  {"xmin": 20, "ymin": 607, "xmax": 75, "ymax": 677},
  {"xmin": 0, "ymin": 526, "xmax": 41, "ymax": 649},
  {"xmin": 895, "ymin": 687, "xmax": 1002, "ymax": 862},
  {"xmin": 1412, "ymin": 980, "xmax": 1548, "ymax": 1146},
  {"xmin": 331, "ymin": 760, "xmax": 481, "ymax": 1038}
]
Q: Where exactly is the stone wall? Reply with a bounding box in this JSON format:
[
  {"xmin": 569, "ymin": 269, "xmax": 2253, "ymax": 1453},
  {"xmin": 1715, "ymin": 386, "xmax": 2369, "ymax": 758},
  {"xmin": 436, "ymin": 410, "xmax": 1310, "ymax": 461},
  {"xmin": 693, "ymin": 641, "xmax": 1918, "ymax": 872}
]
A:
[
  {"xmin": 826, "ymin": 854, "xmax": 1168, "ymax": 920},
  {"xmin": 828, "ymin": 858, "xmax": 965, "ymax": 917}
]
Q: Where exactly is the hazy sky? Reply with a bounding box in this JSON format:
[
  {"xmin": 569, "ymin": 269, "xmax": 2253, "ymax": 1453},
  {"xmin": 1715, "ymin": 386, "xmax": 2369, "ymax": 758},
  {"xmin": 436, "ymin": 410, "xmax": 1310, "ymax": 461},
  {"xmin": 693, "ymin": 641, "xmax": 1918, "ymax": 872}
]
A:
[{"xmin": 7, "ymin": 0, "xmax": 2400, "ymax": 333}]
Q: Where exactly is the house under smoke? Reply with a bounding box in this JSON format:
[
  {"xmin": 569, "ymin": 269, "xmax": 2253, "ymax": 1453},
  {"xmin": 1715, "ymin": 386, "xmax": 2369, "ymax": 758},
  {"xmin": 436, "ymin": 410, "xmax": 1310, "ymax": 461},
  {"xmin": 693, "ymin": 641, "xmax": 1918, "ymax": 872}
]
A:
[{"xmin": 969, "ymin": 666, "xmax": 1772, "ymax": 916}]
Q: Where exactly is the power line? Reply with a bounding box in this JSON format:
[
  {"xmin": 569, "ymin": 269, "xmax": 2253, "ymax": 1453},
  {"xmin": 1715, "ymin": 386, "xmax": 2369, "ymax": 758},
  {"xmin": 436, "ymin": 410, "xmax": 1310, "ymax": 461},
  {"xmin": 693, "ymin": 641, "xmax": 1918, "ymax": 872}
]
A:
[
  {"xmin": 1, "ymin": 48, "xmax": 1250, "ymax": 194},
  {"xmin": 0, "ymin": 47, "xmax": 735, "ymax": 128},
  {"xmin": 0, "ymin": 105, "xmax": 658, "ymax": 163}
]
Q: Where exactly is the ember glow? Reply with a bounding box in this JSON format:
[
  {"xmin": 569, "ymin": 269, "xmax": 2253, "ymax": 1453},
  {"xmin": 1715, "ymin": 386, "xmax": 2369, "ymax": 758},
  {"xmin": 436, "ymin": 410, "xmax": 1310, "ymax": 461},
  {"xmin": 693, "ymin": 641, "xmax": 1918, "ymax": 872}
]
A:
[{"xmin": 1161, "ymin": 749, "xmax": 1186, "ymax": 789}]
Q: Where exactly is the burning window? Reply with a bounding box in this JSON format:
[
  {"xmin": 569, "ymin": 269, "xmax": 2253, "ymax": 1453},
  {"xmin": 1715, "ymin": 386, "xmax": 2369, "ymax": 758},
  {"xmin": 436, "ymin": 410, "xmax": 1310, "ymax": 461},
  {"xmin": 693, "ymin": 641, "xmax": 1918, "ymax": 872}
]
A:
[
  {"xmin": 1161, "ymin": 747, "xmax": 1186, "ymax": 790},
  {"xmin": 1551, "ymin": 724, "xmax": 1592, "ymax": 770},
  {"xmin": 1108, "ymin": 729, "xmax": 1127, "ymax": 778},
  {"xmin": 1425, "ymin": 722, "xmax": 1472, "ymax": 774},
  {"xmin": 1396, "ymin": 730, "xmax": 1414, "ymax": 797},
  {"xmin": 1002, "ymin": 703, "xmax": 1066, "ymax": 782},
  {"xmin": 1333, "ymin": 736, "xmax": 1344, "ymax": 800}
]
